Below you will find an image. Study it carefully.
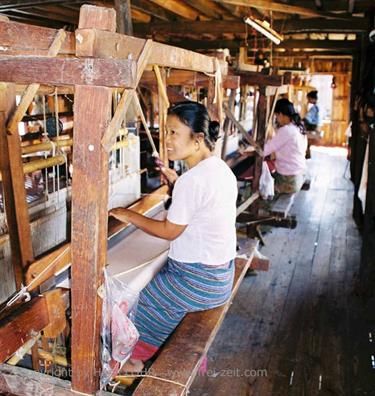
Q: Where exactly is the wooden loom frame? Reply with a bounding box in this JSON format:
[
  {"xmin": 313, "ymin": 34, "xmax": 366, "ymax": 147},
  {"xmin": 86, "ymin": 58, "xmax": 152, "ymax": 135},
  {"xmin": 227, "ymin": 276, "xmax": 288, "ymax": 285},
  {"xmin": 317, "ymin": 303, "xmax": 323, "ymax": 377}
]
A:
[
  {"xmin": 0, "ymin": 4, "xmax": 287, "ymax": 394},
  {"xmin": 0, "ymin": 4, "xmax": 228, "ymax": 395}
]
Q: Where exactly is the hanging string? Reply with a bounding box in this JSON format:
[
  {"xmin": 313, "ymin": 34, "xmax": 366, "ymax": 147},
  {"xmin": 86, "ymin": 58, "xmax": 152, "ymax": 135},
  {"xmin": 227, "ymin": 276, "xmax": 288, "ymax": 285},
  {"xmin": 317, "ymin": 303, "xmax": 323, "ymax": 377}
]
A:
[
  {"xmin": 54, "ymin": 88, "xmax": 60, "ymax": 205},
  {"xmin": 0, "ymin": 246, "xmax": 70, "ymax": 316},
  {"xmin": 42, "ymin": 95, "xmax": 49, "ymax": 203}
]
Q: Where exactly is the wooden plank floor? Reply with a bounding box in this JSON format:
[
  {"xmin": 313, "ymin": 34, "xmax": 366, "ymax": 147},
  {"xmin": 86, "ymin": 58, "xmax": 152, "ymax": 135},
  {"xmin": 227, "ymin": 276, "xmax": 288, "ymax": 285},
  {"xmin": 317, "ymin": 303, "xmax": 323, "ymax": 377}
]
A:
[{"xmin": 191, "ymin": 147, "xmax": 375, "ymax": 396}]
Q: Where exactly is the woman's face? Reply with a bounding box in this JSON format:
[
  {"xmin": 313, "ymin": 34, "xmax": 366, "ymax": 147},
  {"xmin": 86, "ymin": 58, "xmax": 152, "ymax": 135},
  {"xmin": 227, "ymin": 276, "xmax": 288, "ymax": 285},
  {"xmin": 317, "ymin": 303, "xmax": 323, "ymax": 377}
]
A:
[
  {"xmin": 275, "ymin": 112, "xmax": 291, "ymax": 127},
  {"xmin": 165, "ymin": 114, "xmax": 197, "ymax": 162}
]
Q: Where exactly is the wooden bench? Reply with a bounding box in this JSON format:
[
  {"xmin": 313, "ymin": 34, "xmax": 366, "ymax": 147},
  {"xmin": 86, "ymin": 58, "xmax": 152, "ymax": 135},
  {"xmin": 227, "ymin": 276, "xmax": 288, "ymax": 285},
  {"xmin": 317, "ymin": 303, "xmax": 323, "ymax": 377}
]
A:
[
  {"xmin": 270, "ymin": 193, "xmax": 296, "ymax": 218},
  {"xmin": 131, "ymin": 239, "xmax": 259, "ymax": 396},
  {"xmin": 270, "ymin": 177, "xmax": 310, "ymax": 218}
]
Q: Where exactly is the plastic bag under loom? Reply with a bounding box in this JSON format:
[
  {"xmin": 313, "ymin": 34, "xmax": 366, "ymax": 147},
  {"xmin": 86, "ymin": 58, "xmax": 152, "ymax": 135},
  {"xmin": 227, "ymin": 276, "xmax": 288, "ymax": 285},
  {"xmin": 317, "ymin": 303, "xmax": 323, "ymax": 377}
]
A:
[
  {"xmin": 100, "ymin": 269, "xmax": 140, "ymax": 389},
  {"xmin": 259, "ymin": 161, "xmax": 275, "ymax": 200}
]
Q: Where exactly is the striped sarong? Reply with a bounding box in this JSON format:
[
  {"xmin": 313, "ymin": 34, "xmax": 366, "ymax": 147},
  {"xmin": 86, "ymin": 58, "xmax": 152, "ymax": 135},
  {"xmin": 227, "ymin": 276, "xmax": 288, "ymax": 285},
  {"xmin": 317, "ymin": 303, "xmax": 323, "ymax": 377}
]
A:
[{"xmin": 131, "ymin": 257, "xmax": 235, "ymax": 361}]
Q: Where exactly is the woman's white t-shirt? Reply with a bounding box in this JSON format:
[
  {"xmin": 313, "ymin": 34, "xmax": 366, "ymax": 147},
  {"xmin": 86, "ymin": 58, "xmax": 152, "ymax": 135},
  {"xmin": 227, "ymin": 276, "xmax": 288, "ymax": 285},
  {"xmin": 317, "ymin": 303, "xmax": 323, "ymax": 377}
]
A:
[{"xmin": 167, "ymin": 156, "xmax": 238, "ymax": 265}]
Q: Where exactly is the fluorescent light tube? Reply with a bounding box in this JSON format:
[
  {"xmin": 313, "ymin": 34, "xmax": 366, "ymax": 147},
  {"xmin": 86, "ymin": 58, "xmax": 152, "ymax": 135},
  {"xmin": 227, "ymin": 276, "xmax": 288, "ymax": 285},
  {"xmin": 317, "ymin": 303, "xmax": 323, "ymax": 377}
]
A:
[{"xmin": 244, "ymin": 17, "xmax": 283, "ymax": 45}]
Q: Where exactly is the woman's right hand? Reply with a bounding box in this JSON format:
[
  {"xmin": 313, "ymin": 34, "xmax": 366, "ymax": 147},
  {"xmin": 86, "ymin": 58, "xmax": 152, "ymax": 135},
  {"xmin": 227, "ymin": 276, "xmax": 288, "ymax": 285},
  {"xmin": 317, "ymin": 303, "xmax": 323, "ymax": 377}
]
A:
[{"xmin": 159, "ymin": 166, "xmax": 178, "ymax": 185}]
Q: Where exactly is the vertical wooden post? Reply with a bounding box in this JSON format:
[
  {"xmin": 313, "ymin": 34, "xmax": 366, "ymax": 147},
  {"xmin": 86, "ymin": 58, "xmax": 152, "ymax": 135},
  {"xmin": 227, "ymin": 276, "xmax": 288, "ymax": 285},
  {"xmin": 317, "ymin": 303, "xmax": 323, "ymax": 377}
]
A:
[
  {"xmin": 221, "ymin": 88, "xmax": 236, "ymax": 159},
  {"xmin": 0, "ymin": 84, "xmax": 33, "ymax": 289},
  {"xmin": 71, "ymin": 5, "xmax": 115, "ymax": 394},
  {"xmin": 207, "ymin": 78, "xmax": 220, "ymax": 122},
  {"xmin": 114, "ymin": 0, "xmax": 133, "ymax": 35},
  {"xmin": 157, "ymin": 67, "xmax": 168, "ymax": 166},
  {"xmin": 252, "ymin": 85, "xmax": 267, "ymax": 192}
]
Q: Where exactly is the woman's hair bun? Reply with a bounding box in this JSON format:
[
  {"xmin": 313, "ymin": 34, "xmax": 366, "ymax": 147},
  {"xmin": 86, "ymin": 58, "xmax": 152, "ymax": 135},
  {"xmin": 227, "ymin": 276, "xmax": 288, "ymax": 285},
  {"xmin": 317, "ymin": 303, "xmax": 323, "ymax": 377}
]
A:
[{"xmin": 208, "ymin": 120, "xmax": 220, "ymax": 142}]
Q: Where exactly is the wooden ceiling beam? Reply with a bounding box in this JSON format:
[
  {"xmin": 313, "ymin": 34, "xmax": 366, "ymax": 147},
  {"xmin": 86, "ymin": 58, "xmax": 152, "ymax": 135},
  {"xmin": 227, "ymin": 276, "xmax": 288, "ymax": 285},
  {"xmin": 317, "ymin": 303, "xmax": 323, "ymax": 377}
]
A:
[
  {"xmin": 0, "ymin": 11, "xmax": 67, "ymax": 28},
  {"xmin": 183, "ymin": 0, "xmax": 225, "ymax": 19},
  {"xmin": 131, "ymin": 7, "xmax": 151, "ymax": 23},
  {"xmin": 35, "ymin": 4, "xmax": 80, "ymax": 19},
  {"xmin": 272, "ymin": 51, "xmax": 353, "ymax": 58},
  {"xmin": 212, "ymin": 0, "xmax": 350, "ymax": 18},
  {"xmin": 8, "ymin": 7, "xmax": 75, "ymax": 24},
  {"xmin": 0, "ymin": 1, "xmax": 83, "ymax": 12},
  {"xmin": 147, "ymin": 0, "xmax": 207, "ymax": 20},
  {"xmin": 276, "ymin": 17, "xmax": 367, "ymax": 33},
  {"xmin": 294, "ymin": 0, "xmax": 371, "ymax": 12},
  {"xmin": 167, "ymin": 38, "xmax": 358, "ymax": 51},
  {"xmin": 215, "ymin": 2, "xmax": 243, "ymax": 19},
  {"xmin": 131, "ymin": 0, "xmax": 182, "ymax": 22},
  {"xmin": 134, "ymin": 17, "xmax": 367, "ymax": 37}
]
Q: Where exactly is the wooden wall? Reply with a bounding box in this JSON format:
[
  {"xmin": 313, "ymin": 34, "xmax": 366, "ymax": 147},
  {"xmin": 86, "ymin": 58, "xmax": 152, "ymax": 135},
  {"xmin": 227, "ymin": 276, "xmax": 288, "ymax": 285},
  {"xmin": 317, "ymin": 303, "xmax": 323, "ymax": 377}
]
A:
[{"xmin": 285, "ymin": 59, "xmax": 352, "ymax": 146}]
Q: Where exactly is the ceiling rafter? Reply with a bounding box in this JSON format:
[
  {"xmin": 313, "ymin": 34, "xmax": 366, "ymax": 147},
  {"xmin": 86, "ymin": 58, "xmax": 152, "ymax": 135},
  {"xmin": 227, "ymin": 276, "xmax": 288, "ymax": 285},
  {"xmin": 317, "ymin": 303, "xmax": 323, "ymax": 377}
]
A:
[
  {"xmin": 167, "ymin": 37, "xmax": 358, "ymax": 51},
  {"xmin": 146, "ymin": 0, "xmax": 208, "ymax": 20},
  {"xmin": 212, "ymin": 0, "xmax": 350, "ymax": 19},
  {"xmin": 131, "ymin": 0, "xmax": 182, "ymax": 22},
  {"xmin": 133, "ymin": 17, "xmax": 367, "ymax": 37}
]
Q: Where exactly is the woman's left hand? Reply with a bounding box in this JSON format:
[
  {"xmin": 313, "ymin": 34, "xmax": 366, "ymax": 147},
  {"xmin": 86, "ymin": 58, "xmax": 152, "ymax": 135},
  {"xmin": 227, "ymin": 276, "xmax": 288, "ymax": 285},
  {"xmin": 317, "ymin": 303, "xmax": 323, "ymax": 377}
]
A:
[{"xmin": 109, "ymin": 207, "xmax": 129, "ymax": 223}]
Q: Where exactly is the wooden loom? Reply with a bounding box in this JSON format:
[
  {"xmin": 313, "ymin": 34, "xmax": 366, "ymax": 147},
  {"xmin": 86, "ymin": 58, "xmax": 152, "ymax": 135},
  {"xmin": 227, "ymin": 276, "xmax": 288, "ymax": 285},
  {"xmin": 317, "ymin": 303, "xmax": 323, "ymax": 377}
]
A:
[
  {"xmin": 0, "ymin": 5, "xmax": 234, "ymax": 395},
  {"xmin": 0, "ymin": 4, "xmax": 284, "ymax": 394}
]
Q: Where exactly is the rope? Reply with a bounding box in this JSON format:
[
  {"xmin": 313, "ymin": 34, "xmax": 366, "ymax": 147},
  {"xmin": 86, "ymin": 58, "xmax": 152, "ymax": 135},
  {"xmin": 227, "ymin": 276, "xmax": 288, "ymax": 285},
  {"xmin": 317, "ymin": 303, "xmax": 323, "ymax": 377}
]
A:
[
  {"xmin": 3, "ymin": 246, "xmax": 70, "ymax": 311},
  {"xmin": 111, "ymin": 373, "xmax": 188, "ymax": 395}
]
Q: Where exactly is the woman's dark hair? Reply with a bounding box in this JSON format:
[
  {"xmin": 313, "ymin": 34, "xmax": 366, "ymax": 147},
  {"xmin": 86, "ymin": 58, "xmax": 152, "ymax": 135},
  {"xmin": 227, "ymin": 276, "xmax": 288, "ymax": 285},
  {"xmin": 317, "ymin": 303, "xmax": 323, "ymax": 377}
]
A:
[
  {"xmin": 307, "ymin": 90, "xmax": 318, "ymax": 100},
  {"xmin": 167, "ymin": 101, "xmax": 220, "ymax": 151},
  {"xmin": 274, "ymin": 98, "xmax": 305, "ymax": 134}
]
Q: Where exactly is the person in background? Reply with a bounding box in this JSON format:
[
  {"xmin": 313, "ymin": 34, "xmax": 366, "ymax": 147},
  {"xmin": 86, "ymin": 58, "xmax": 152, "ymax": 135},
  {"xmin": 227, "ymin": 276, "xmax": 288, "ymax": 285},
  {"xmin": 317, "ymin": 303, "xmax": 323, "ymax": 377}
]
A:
[
  {"xmin": 303, "ymin": 90, "xmax": 321, "ymax": 158},
  {"xmin": 264, "ymin": 98, "xmax": 307, "ymax": 194},
  {"xmin": 110, "ymin": 101, "xmax": 238, "ymax": 373},
  {"xmin": 304, "ymin": 90, "xmax": 321, "ymax": 132}
]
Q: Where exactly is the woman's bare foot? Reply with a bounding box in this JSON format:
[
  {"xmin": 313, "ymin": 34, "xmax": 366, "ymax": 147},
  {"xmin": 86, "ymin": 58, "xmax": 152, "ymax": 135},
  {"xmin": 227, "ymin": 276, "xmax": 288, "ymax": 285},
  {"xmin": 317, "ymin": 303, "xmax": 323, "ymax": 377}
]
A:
[{"xmin": 120, "ymin": 358, "xmax": 144, "ymax": 374}]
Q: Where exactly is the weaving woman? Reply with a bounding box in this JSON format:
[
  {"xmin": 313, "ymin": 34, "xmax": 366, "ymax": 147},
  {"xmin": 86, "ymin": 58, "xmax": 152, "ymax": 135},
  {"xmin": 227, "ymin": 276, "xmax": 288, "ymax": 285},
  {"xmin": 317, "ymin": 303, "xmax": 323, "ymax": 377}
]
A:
[
  {"xmin": 264, "ymin": 98, "xmax": 308, "ymax": 193},
  {"xmin": 109, "ymin": 101, "xmax": 238, "ymax": 372}
]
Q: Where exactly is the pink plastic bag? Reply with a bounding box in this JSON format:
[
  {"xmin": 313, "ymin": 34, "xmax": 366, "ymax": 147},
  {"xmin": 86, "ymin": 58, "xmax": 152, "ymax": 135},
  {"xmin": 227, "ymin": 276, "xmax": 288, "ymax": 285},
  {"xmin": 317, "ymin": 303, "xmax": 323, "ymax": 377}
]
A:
[
  {"xmin": 100, "ymin": 270, "xmax": 139, "ymax": 389},
  {"xmin": 111, "ymin": 301, "xmax": 139, "ymax": 362}
]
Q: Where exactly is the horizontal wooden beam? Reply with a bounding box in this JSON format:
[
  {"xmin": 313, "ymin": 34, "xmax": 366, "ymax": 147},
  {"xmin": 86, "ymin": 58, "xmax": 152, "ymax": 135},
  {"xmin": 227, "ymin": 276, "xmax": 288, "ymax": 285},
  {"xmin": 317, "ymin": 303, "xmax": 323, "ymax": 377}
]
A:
[
  {"xmin": 132, "ymin": 0, "xmax": 180, "ymax": 21},
  {"xmin": 275, "ymin": 17, "xmax": 368, "ymax": 33},
  {"xmin": 272, "ymin": 51, "xmax": 354, "ymax": 58},
  {"xmin": 0, "ymin": 297, "xmax": 49, "ymax": 363},
  {"xmin": 232, "ymin": 71, "xmax": 283, "ymax": 87},
  {"xmin": 293, "ymin": 0, "xmax": 372, "ymax": 12},
  {"xmin": 0, "ymin": 363, "xmax": 114, "ymax": 396},
  {"xmin": 141, "ymin": 70, "xmax": 239, "ymax": 89},
  {"xmin": 0, "ymin": 20, "xmax": 227, "ymax": 74},
  {"xmin": 147, "ymin": 0, "xmax": 204, "ymax": 20},
  {"xmin": 166, "ymin": 38, "xmax": 358, "ymax": 51},
  {"xmin": 0, "ymin": 0, "xmax": 74, "ymax": 12},
  {"xmin": 280, "ymin": 39, "xmax": 358, "ymax": 50},
  {"xmin": 212, "ymin": 0, "xmax": 349, "ymax": 18},
  {"xmin": 0, "ymin": 19, "xmax": 75, "ymax": 55},
  {"xmin": 0, "ymin": 56, "xmax": 137, "ymax": 87},
  {"xmin": 133, "ymin": 17, "xmax": 367, "ymax": 36},
  {"xmin": 75, "ymin": 28, "xmax": 227, "ymax": 74}
]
